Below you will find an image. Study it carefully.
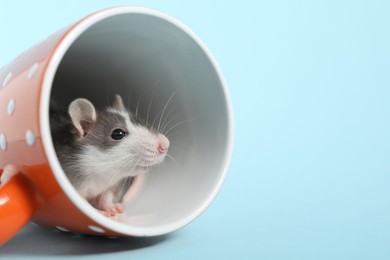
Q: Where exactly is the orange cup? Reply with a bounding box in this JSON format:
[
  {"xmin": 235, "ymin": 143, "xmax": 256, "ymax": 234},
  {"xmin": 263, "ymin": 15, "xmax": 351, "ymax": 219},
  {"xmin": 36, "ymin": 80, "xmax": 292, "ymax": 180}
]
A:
[{"xmin": 0, "ymin": 6, "xmax": 233, "ymax": 245}]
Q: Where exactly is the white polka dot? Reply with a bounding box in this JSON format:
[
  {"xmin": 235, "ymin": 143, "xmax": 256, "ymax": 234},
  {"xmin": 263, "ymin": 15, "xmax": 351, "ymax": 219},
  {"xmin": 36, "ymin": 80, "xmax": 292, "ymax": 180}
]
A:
[
  {"xmin": 28, "ymin": 63, "xmax": 39, "ymax": 80},
  {"xmin": 2, "ymin": 72, "xmax": 12, "ymax": 87},
  {"xmin": 25, "ymin": 130, "xmax": 35, "ymax": 146},
  {"xmin": 56, "ymin": 226, "xmax": 69, "ymax": 232},
  {"xmin": 88, "ymin": 225, "xmax": 105, "ymax": 233},
  {"xmin": 7, "ymin": 99, "xmax": 15, "ymax": 115},
  {"xmin": 0, "ymin": 134, "xmax": 7, "ymax": 151}
]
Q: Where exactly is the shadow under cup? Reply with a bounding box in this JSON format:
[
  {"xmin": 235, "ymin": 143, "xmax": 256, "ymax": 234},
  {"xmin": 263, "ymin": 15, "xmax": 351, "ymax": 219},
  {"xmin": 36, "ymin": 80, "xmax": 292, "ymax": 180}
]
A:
[{"xmin": 45, "ymin": 11, "xmax": 233, "ymax": 235}]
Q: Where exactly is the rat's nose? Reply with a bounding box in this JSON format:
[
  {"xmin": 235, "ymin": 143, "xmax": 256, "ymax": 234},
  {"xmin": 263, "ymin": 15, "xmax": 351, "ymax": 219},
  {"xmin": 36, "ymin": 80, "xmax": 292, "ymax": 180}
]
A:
[
  {"xmin": 157, "ymin": 134, "xmax": 170, "ymax": 154},
  {"xmin": 158, "ymin": 144, "xmax": 167, "ymax": 154}
]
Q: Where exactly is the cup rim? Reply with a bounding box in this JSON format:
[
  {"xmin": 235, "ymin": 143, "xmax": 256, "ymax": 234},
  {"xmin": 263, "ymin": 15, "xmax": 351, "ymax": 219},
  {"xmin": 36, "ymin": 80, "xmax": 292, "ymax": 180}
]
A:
[{"xmin": 40, "ymin": 6, "xmax": 234, "ymax": 236}]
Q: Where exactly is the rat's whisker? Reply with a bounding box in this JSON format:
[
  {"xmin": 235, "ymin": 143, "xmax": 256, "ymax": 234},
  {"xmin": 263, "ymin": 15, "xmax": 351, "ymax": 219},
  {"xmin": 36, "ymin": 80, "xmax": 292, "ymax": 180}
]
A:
[
  {"xmin": 165, "ymin": 130, "xmax": 181, "ymax": 139},
  {"xmin": 166, "ymin": 154, "xmax": 179, "ymax": 166},
  {"xmin": 105, "ymin": 94, "xmax": 111, "ymax": 107},
  {"xmin": 161, "ymin": 111, "xmax": 182, "ymax": 135},
  {"xmin": 157, "ymin": 91, "xmax": 177, "ymax": 133},
  {"xmin": 135, "ymin": 96, "xmax": 141, "ymax": 119},
  {"xmin": 146, "ymin": 92, "xmax": 154, "ymax": 126},
  {"xmin": 164, "ymin": 118, "xmax": 196, "ymax": 137},
  {"xmin": 159, "ymin": 107, "xmax": 175, "ymax": 134},
  {"xmin": 151, "ymin": 109, "xmax": 163, "ymax": 129}
]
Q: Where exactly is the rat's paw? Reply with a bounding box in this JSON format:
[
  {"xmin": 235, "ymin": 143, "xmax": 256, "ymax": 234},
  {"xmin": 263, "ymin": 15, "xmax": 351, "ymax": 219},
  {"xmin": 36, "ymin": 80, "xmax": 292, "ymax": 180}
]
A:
[
  {"xmin": 99, "ymin": 203, "xmax": 124, "ymax": 217},
  {"xmin": 113, "ymin": 203, "xmax": 124, "ymax": 214},
  {"xmin": 95, "ymin": 190, "xmax": 125, "ymax": 217},
  {"xmin": 99, "ymin": 210, "xmax": 112, "ymax": 217}
]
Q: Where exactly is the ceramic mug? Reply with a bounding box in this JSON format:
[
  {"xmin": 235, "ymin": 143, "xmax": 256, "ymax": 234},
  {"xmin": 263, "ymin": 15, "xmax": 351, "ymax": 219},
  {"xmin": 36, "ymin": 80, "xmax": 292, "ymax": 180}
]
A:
[{"xmin": 0, "ymin": 6, "xmax": 233, "ymax": 245}]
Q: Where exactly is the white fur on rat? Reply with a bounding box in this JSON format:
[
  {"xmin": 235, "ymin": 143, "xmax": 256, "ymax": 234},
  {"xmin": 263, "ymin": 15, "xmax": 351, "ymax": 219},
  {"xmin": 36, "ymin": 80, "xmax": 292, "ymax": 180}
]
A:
[{"xmin": 50, "ymin": 95, "xmax": 169, "ymax": 216}]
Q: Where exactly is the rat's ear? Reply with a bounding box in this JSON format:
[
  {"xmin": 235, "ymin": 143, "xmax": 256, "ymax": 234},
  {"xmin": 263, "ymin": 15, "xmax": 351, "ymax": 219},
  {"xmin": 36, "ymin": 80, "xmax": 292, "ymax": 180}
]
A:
[
  {"xmin": 68, "ymin": 98, "xmax": 97, "ymax": 137},
  {"xmin": 112, "ymin": 94, "xmax": 126, "ymax": 112}
]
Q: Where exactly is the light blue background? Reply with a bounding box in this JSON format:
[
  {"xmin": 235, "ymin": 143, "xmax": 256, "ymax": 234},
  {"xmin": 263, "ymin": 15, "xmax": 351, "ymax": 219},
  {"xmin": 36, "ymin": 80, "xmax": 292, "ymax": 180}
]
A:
[{"xmin": 1, "ymin": 0, "xmax": 390, "ymax": 259}]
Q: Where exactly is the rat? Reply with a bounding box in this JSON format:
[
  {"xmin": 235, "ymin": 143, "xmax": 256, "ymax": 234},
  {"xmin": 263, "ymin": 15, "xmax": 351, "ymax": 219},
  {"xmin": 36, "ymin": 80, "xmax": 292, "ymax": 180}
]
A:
[{"xmin": 50, "ymin": 95, "xmax": 170, "ymax": 216}]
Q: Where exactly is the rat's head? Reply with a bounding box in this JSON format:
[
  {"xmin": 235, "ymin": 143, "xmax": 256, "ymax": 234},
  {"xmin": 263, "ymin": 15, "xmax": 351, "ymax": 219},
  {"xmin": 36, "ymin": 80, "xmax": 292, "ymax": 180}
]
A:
[{"xmin": 68, "ymin": 95, "xmax": 170, "ymax": 175}]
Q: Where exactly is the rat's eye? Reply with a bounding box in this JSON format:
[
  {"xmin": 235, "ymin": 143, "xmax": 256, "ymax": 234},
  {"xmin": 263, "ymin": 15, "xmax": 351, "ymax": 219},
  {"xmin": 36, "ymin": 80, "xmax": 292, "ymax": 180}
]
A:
[{"xmin": 111, "ymin": 129, "xmax": 127, "ymax": 140}]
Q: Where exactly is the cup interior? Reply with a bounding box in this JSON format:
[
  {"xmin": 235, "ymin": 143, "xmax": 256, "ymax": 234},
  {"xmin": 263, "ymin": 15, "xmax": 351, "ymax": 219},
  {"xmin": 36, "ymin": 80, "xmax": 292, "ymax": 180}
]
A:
[{"xmin": 48, "ymin": 10, "xmax": 232, "ymax": 232}]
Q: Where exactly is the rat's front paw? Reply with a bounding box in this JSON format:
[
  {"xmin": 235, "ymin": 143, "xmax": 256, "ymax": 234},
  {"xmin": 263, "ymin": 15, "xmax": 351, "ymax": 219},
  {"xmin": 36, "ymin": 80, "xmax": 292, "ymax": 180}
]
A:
[
  {"xmin": 99, "ymin": 202, "xmax": 124, "ymax": 217},
  {"xmin": 95, "ymin": 190, "xmax": 125, "ymax": 217}
]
